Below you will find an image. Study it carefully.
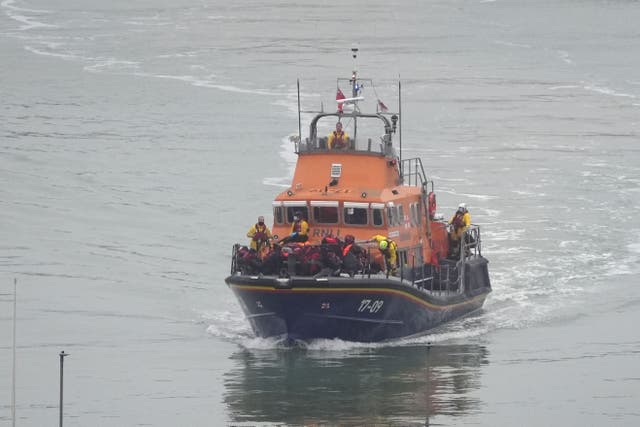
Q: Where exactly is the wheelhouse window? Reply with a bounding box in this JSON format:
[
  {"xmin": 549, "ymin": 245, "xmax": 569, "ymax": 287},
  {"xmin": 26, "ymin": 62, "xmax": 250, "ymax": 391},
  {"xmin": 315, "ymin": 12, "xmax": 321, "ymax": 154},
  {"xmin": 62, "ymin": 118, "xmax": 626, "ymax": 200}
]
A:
[
  {"xmin": 273, "ymin": 205, "xmax": 284, "ymax": 224},
  {"xmin": 310, "ymin": 201, "xmax": 338, "ymax": 224},
  {"xmin": 313, "ymin": 206, "xmax": 339, "ymax": 224},
  {"xmin": 409, "ymin": 203, "xmax": 417, "ymax": 226},
  {"xmin": 409, "ymin": 202, "xmax": 422, "ymax": 227},
  {"xmin": 371, "ymin": 203, "xmax": 385, "ymax": 227},
  {"xmin": 387, "ymin": 205, "xmax": 396, "ymax": 226},
  {"xmin": 344, "ymin": 202, "xmax": 368, "ymax": 225},
  {"xmin": 284, "ymin": 205, "xmax": 308, "ymax": 223}
]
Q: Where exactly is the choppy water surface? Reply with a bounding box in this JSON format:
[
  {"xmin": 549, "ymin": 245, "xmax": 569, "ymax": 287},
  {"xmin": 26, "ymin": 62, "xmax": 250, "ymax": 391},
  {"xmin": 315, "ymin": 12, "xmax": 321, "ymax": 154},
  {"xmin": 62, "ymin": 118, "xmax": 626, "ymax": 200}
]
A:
[{"xmin": 1, "ymin": 0, "xmax": 639, "ymax": 425}]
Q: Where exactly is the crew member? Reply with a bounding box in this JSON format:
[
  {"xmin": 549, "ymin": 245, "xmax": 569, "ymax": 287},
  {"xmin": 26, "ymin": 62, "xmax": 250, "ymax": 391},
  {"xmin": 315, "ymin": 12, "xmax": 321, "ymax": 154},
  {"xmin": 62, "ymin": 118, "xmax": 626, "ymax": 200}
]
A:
[
  {"xmin": 370, "ymin": 234, "xmax": 398, "ymax": 275},
  {"xmin": 448, "ymin": 203, "xmax": 471, "ymax": 257},
  {"xmin": 449, "ymin": 203, "xmax": 471, "ymax": 241},
  {"xmin": 285, "ymin": 211, "xmax": 309, "ymax": 243},
  {"xmin": 327, "ymin": 122, "xmax": 350, "ymax": 150},
  {"xmin": 246, "ymin": 216, "xmax": 272, "ymax": 251}
]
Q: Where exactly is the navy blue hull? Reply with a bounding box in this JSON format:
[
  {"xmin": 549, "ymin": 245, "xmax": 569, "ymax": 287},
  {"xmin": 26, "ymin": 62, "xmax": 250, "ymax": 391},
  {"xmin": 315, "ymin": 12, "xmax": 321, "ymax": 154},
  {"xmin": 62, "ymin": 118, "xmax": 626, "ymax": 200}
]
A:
[{"xmin": 225, "ymin": 274, "xmax": 490, "ymax": 342}]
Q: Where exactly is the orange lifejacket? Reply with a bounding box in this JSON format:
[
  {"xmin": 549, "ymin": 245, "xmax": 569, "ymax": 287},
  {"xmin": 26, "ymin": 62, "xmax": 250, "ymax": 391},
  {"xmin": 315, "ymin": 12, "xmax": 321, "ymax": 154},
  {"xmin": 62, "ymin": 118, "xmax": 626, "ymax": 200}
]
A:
[
  {"xmin": 342, "ymin": 243, "xmax": 353, "ymax": 257},
  {"xmin": 428, "ymin": 192, "xmax": 437, "ymax": 219}
]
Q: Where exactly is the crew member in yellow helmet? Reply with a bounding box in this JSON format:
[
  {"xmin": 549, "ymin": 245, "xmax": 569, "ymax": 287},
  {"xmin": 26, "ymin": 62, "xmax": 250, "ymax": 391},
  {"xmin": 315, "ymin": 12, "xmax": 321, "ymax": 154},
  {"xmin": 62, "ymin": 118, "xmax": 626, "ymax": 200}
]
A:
[{"xmin": 370, "ymin": 235, "xmax": 398, "ymax": 275}]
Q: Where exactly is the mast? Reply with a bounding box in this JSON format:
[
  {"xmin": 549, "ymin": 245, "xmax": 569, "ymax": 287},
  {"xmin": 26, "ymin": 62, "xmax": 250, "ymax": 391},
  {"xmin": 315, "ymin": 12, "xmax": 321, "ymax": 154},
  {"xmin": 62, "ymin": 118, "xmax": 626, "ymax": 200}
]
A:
[
  {"xmin": 350, "ymin": 46, "xmax": 359, "ymax": 141},
  {"xmin": 297, "ymin": 79, "xmax": 302, "ymax": 147},
  {"xmin": 399, "ymin": 79, "xmax": 402, "ymax": 177}
]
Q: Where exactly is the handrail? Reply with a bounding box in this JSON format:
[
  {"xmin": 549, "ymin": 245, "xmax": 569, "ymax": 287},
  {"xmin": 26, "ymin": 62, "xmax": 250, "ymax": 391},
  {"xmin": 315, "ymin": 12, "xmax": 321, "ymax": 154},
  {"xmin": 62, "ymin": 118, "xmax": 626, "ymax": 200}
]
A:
[{"xmin": 399, "ymin": 157, "xmax": 428, "ymax": 187}]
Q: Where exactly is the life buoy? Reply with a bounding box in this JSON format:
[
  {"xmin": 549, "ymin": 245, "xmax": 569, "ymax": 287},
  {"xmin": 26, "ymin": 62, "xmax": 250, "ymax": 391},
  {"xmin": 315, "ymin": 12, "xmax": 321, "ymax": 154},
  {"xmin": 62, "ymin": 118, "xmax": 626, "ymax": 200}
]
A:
[{"xmin": 428, "ymin": 191, "xmax": 437, "ymax": 219}]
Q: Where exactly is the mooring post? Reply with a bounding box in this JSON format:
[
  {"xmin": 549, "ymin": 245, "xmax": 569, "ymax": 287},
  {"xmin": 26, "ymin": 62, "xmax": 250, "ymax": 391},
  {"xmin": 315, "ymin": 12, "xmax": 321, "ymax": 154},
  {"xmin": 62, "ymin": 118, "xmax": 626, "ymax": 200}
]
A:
[
  {"xmin": 59, "ymin": 351, "xmax": 69, "ymax": 427},
  {"xmin": 12, "ymin": 278, "xmax": 17, "ymax": 427}
]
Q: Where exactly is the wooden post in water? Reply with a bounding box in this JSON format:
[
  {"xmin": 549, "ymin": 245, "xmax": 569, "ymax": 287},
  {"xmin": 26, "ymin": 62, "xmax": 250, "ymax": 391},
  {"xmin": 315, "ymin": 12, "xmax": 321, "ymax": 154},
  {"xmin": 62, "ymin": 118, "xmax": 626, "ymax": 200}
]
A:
[
  {"xmin": 59, "ymin": 351, "xmax": 69, "ymax": 427},
  {"xmin": 12, "ymin": 278, "xmax": 17, "ymax": 427}
]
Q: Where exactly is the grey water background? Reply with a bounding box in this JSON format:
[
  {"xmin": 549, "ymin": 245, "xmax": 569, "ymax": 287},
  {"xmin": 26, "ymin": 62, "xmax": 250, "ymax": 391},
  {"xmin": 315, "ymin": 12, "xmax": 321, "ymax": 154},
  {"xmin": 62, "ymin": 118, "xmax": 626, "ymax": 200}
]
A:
[{"xmin": 1, "ymin": 0, "xmax": 639, "ymax": 425}]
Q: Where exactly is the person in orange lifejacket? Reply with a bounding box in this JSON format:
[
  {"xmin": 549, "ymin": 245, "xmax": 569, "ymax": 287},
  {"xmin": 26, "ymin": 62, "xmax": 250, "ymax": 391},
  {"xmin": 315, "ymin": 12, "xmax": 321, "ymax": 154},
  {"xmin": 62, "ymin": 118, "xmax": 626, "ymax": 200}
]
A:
[
  {"xmin": 327, "ymin": 121, "xmax": 350, "ymax": 150},
  {"xmin": 342, "ymin": 235, "xmax": 365, "ymax": 276},
  {"xmin": 370, "ymin": 235, "xmax": 398, "ymax": 275},
  {"xmin": 246, "ymin": 216, "xmax": 272, "ymax": 251}
]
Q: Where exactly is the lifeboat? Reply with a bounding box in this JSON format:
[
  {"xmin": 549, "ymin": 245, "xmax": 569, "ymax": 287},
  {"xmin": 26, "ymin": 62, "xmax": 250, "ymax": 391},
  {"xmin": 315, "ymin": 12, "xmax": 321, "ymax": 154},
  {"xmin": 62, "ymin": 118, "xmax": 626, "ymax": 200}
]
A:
[{"xmin": 225, "ymin": 50, "xmax": 491, "ymax": 343}]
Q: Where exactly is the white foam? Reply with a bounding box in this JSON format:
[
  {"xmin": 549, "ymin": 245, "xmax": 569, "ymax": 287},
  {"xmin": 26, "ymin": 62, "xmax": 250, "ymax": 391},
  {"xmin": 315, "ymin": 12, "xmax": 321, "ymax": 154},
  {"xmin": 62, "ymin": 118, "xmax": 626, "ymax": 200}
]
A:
[
  {"xmin": 549, "ymin": 85, "xmax": 580, "ymax": 91},
  {"xmin": 456, "ymin": 192, "xmax": 498, "ymax": 201},
  {"xmin": 205, "ymin": 319, "xmax": 252, "ymax": 342},
  {"xmin": 84, "ymin": 60, "xmax": 141, "ymax": 73},
  {"xmin": 124, "ymin": 20, "xmax": 172, "ymax": 27},
  {"xmin": 628, "ymin": 242, "xmax": 640, "ymax": 254},
  {"xmin": 1, "ymin": 0, "xmax": 49, "ymax": 13},
  {"xmin": 493, "ymin": 39, "xmax": 531, "ymax": 49},
  {"xmin": 2, "ymin": 0, "xmax": 56, "ymax": 31},
  {"xmin": 156, "ymin": 52, "xmax": 199, "ymax": 59},
  {"xmin": 583, "ymin": 83, "xmax": 637, "ymax": 100},
  {"xmin": 7, "ymin": 13, "xmax": 56, "ymax": 30},
  {"xmin": 557, "ymin": 50, "xmax": 574, "ymax": 65},
  {"xmin": 24, "ymin": 45, "xmax": 78, "ymax": 60}
]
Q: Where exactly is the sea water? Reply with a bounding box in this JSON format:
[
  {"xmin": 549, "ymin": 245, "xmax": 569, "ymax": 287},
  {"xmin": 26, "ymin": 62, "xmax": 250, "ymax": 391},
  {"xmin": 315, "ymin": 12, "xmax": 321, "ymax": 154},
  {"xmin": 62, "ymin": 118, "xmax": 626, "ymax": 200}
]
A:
[{"xmin": 1, "ymin": 0, "xmax": 639, "ymax": 425}]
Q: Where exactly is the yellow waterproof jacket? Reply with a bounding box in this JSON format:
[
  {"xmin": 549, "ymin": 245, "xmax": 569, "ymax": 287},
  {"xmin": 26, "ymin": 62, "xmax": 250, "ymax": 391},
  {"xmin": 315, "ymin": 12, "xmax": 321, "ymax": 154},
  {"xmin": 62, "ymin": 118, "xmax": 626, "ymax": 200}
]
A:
[
  {"xmin": 327, "ymin": 131, "xmax": 350, "ymax": 149},
  {"xmin": 290, "ymin": 219, "xmax": 309, "ymax": 237},
  {"xmin": 449, "ymin": 211, "xmax": 471, "ymax": 240},
  {"xmin": 370, "ymin": 235, "xmax": 398, "ymax": 269},
  {"xmin": 246, "ymin": 223, "xmax": 272, "ymax": 250}
]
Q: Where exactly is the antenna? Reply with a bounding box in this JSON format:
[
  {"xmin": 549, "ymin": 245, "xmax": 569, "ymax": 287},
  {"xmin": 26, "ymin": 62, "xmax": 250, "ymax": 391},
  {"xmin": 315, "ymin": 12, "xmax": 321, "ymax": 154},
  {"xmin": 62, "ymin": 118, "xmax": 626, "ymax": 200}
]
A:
[{"xmin": 350, "ymin": 45, "xmax": 359, "ymax": 97}]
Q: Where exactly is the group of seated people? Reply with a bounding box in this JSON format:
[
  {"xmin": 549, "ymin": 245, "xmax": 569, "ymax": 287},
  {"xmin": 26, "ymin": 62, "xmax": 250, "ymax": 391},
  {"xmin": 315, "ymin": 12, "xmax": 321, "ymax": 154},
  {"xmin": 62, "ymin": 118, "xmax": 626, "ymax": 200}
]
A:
[
  {"xmin": 235, "ymin": 234, "xmax": 378, "ymax": 278},
  {"xmin": 239, "ymin": 201, "xmax": 475, "ymax": 277}
]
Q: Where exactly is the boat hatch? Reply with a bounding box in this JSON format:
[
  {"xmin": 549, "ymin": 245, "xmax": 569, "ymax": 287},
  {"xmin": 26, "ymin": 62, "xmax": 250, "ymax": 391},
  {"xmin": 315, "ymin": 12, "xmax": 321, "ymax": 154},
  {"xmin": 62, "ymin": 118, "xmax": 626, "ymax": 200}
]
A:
[{"xmin": 331, "ymin": 163, "xmax": 342, "ymax": 178}]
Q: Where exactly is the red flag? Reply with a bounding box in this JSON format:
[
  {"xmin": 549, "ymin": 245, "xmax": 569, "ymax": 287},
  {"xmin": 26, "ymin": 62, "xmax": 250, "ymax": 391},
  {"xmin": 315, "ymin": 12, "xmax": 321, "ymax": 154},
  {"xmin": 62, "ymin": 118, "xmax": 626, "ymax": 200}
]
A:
[
  {"xmin": 377, "ymin": 99, "xmax": 388, "ymax": 113},
  {"xmin": 336, "ymin": 89, "xmax": 345, "ymax": 113}
]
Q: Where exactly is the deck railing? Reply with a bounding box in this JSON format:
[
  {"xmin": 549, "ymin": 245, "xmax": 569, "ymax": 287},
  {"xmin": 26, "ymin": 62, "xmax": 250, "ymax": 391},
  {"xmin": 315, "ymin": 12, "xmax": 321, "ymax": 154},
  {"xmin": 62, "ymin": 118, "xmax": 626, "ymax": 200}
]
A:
[{"xmin": 228, "ymin": 225, "xmax": 484, "ymax": 296}]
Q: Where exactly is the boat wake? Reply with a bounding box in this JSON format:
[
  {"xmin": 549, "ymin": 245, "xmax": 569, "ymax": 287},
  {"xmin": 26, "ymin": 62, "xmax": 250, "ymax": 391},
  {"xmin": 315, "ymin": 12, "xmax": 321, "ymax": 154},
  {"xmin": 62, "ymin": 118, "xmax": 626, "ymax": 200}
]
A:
[{"xmin": 1, "ymin": 0, "xmax": 55, "ymax": 31}]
